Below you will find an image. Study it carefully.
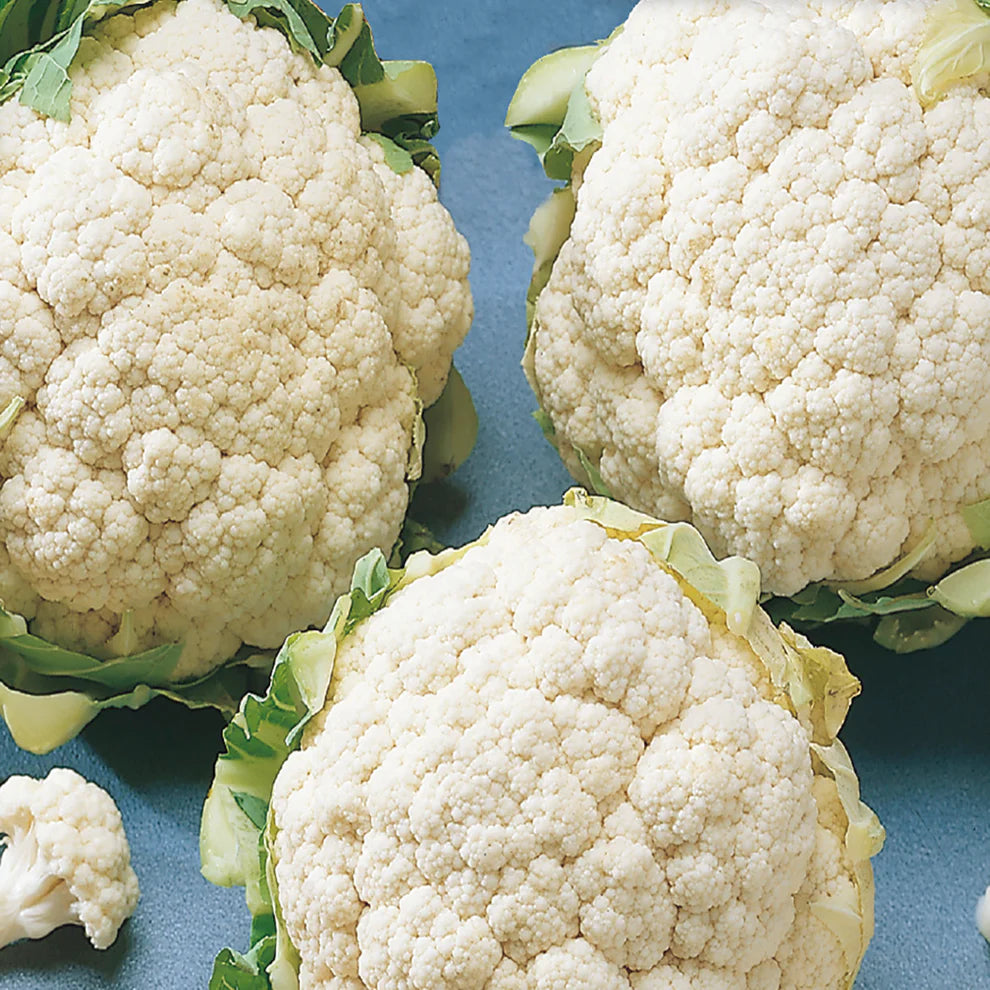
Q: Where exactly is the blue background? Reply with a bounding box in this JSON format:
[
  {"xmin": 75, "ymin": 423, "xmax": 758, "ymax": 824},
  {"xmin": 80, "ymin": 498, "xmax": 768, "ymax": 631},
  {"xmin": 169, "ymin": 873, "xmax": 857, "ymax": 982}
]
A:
[{"xmin": 1, "ymin": 1, "xmax": 989, "ymax": 987}]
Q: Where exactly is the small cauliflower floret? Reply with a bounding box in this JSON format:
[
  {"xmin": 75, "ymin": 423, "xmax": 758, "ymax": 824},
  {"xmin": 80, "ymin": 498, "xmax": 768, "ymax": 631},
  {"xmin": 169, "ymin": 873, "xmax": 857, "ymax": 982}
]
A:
[
  {"xmin": 270, "ymin": 504, "xmax": 876, "ymax": 989},
  {"xmin": 0, "ymin": 767, "xmax": 139, "ymax": 950},
  {"xmin": 524, "ymin": 0, "xmax": 990, "ymax": 596},
  {"xmin": 977, "ymin": 886, "xmax": 990, "ymax": 943},
  {"xmin": 0, "ymin": 0, "xmax": 472, "ymax": 679}
]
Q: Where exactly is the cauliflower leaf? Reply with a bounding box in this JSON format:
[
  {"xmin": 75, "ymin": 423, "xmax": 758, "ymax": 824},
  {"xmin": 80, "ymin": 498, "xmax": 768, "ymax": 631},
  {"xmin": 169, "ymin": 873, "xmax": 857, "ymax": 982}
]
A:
[
  {"xmin": 0, "ymin": 618, "xmax": 270, "ymax": 753},
  {"xmin": 768, "ymin": 495, "xmax": 990, "ymax": 651},
  {"xmin": 912, "ymin": 0, "xmax": 990, "ymax": 106}
]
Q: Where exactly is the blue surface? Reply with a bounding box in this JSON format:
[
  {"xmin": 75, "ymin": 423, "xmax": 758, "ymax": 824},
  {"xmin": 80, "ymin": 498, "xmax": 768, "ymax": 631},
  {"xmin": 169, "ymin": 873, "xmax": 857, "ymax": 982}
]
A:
[{"xmin": 1, "ymin": 0, "xmax": 989, "ymax": 987}]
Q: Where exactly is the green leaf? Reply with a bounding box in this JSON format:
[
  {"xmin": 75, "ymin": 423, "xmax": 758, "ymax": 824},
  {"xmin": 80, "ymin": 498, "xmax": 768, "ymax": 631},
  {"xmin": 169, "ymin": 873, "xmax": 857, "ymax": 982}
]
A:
[
  {"xmin": 0, "ymin": 605, "xmax": 184, "ymax": 690},
  {"xmin": 766, "ymin": 584, "xmax": 848, "ymax": 625},
  {"xmin": 573, "ymin": 445, "xmax": 612, "ymax": 499},
  {"xmin": 0, "ymin": 678, "xmax": 131, "ymax": 754},
  {"xmin": 389, "ymin": 517, "xmax": 445, "ymax": 567},
  {"xmin": 507, "ymin": 123, "xmax": 559, "ymax": 160},
  {"xmin": 18, "ymin": 12, "xmax": 82, "ymax": 120},
  {"xmin": 232, "ymin": 791, "xmax": 270, "ymax": 830},
  {"xmin": 766, "ymin": 549, "xmax": 990, "ymax": 654},
  {"xmin": 0, "ymin": 637, "xmax": 269, "ymax": 753},
  {"xmin": 0, "ymin": 397, "xmax": 25, "ymax": 440},
  {"xmin": 158, "ymin": 653, "xmax": 272, "ymax": 717},
  {"xmin": 0, "ymin": 0, "xmax": 63, "ymax": 65},
  {"xmin": 541, "ymin": 79, "xmax": 603, "ymax": 182},
  {"xmin": 532, "ymin": 408, "xmax": 558, "ymax": 448},
  {"xmin": 342, "ymin": 549, "xmax": 399, "ymax": 636},
  {"xmin": 336, "ymin": 17, "xmax": 384, "ymax": 86},
  {"xmin": 0, "ymin": 1, "xmax": 153, "ymax": 118},
  {"xmin": 225, "ymin": 0, "xmax": 330, "ymax": 59},
  {"xmin": 210, "ymin": 938, "xmax": 277, "ymax": 990},
  {"xmin": 354, "ymin": 58, "xmax": 440, "ymax": 181},
  {"xmin": 363, "ymin": 131, "xmax": 414, "ymax": 174},
  {"xmin": 828, "ymin": 523, "xmax": 937, "ymax": 596},
  {"xmin": 835, "ymin": 588, "xmax": 935, "ymax": 617},
  {"xmin": 507, "ymin": 33, "xmax": 617, "ymax": 183},
  {"xmin": 354, "ymin": 59, "xmax": 435, "ymax": 130}
]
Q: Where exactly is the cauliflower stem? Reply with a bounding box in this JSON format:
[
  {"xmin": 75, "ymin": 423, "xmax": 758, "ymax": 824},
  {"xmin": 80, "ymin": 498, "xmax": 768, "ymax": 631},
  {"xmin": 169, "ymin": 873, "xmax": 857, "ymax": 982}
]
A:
[{"xmin": 0, "ymin": 824, "xmax": 78, "ymax": 947}]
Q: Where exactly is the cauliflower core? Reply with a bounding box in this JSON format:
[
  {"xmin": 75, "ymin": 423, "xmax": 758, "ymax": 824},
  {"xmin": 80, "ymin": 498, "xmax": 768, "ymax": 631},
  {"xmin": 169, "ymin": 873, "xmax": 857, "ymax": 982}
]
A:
[
  {"xmin": 272, "ymin": 507, "xmax": 862, "ymax": 989},
  {"xmin": 528, "ymin": 0, "xmax": 990, "ymax": 595},
  {"xmin": 0, "ymin": 0, "xmax": 472, "ymax": 676},
  {"xmin": 0, "ymin": 767, "xmax": 139, "ymax": 949}
]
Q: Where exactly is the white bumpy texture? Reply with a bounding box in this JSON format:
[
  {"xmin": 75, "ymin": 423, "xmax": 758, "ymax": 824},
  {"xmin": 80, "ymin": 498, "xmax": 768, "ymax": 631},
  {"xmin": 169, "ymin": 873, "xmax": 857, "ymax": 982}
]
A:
[
  {"xmin": 529, "ymin": 0, "xmax": 990, "ymax": 595},
  {"xmin": 0, "ymin": 767, "xmax": 140, "ymax": 949},
  {"xmin": 272, "ymin": 506, "xmax": 860, "ymax": 989},
  {"xmin": 0, "ymin": 0, "xmax": 472, "ymax": 677}
]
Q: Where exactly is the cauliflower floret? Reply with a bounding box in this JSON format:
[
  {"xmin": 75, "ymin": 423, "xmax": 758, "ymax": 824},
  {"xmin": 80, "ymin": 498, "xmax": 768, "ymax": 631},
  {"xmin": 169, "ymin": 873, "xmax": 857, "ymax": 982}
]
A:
[
  {"xmin": 0, "ymin": 767, "xmax": 139, "ymax": 950},
  {"xmin": 977, "ymin": 885, "xmax": 990, "ymax": 943},
  {"xmin": 271, "ymin": 506, "xmax": 870, "ymax": 989},
  {"xmin": 0, "ymin": 0, "xmax": 472, "ymax": 678},
  {"xmin": 527, "ymin": 0, "xmax": 990, "ymax": 595}
]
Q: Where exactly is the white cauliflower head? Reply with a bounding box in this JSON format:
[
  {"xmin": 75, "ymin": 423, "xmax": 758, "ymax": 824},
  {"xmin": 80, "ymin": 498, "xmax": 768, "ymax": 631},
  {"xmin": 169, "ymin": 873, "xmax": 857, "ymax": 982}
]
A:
[
  {"xmin": 522, "ymin": 0, "xmax": 990, "ymax": 596},
  {"xmin": 267, "ymin": 499, "xmax": 880, "ymax": 989},
  {"xmin": 0, "ymin": 0, "xmax": 472, "ymax": 678},
  {"xmin": 0, "ymin": 766, "xmax": 139, "ymax": 950}
]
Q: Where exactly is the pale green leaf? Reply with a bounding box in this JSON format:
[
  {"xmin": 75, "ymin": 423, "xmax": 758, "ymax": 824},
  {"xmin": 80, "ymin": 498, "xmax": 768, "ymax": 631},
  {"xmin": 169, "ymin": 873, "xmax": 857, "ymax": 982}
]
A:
[
  {"xmin": 912, "ymin": 0, "xmax": 990, "ymax": 106},
  {"xmin": 872, "ymin": 606, "xmax": 969, "ymax": 653},
  {"xmin": 962, "ymin": 495, "xmax": 990, "ymax": 548},
  {"xmin": 0, "ymin": 396, "xmax": 24, "ymax": 440},
  {"xmin": 505, "ymin": 43, "xmax": 600, "ymax": 129},
  {"xmin": 929, "ymin": 558, "xmax": 990, "ymax": 616},
  {"xmin": 421, "ymin": 367, "xmax": 478, "ymax": 484},
  {"xmin": 523, "ymin": 186, "xmax": 576, "ymax": 328},
  {"xmin": 829, "ymin": 523, "xmax": 936, "ymax": 596},
  {"xmin": 565, "ymin": 489, "xmax": 762, "ymax": 636}
]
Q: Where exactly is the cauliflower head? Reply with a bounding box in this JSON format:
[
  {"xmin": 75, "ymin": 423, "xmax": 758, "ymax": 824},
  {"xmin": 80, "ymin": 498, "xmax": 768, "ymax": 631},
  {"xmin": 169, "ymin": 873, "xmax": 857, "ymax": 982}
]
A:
[
  {"xmin": 239, "ymin": 496, "xmax": 882, "ymax": 990},
  {"xmin": 518, "ymin": 0, "xmax": 990, "ymax": 597},
  {"xmin": 0, "ymin": 0, "xmax": 472, "ymax": 680},
  {"xmin": 0, "ymin": 766, "xmax": 139, "ymax": 950}
]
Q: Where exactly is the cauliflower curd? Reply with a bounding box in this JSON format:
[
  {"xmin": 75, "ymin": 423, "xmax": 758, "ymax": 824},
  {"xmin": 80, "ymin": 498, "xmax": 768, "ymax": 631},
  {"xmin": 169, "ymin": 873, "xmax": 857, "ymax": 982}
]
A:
[
  {"xmin": 0, "ymin": 0, "xmax": 472, "ymax": 677},
  {"xmin": 267, "ymin": 501, "xmax": 880, "ymax": 989},
  {"xmin": 0, "ymin": 767, "xmax": 139, "ymax": 950},
  {"xmin": 523, "ymin": 0, "xmax": 990, "ymax": 595}
]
